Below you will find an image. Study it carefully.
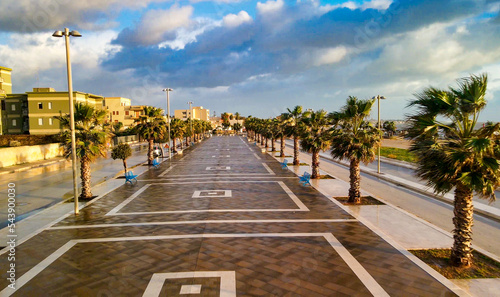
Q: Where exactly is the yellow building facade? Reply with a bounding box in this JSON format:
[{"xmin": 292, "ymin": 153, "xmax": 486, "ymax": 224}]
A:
[
  {"xmin": 103, "ymin": 97, "xmax": 138, "ymax": 127},
  {"xmin": 174, "ymin": 106, "xmax": 210, "ymax": 121}
]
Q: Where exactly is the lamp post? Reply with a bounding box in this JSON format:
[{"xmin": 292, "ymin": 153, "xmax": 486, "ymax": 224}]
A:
[
  {"xmin": 372, "ymin": 95, "xmax": 386, "ymax": 174},
  {"xmin": 188, "ymin": 101, "xmax": 193, "ymax": 144},
  {"xmin": 162, "ymin": 88, "xmax": 173, "ymax": 160},
  {"xmin": 53, "ymin": 28, "xmax": 81, "ymax": 215}
]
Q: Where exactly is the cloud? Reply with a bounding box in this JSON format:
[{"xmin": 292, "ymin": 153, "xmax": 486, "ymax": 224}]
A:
[
  {"xmin": 256, "ymin": 0, "xmax": 284, "ymax": 15},
  {"xmin": 313, "ymin": 47, "xmax": 349, "ymax": 66},
  {"xmin": 114, "ymin": 5, "xmax": 194, "ymax": 46},
  {"xmin": 0, "ymin": 0, "xmax": 167, "ymax": 33},
  {"xmin": 223, "ymin": 11, "xmax": 253, "ymax": 27}
]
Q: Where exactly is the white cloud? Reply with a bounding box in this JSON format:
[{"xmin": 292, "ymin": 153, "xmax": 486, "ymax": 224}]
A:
[
  {"xmin": 223, "ymin": 11, "xmax": 253, "ymax": 27},
  {"xmin": 0, "ymin": 0, "xmax": 167, "ymax": 32},
  {"xmin": 320, "ymin": 0, "xmax": 392, "ymax": 13},
  {"xmin": 370, "ymin": 23, "xmax": 500, "ymax": 76},
  {"xmin": 159, "ymin": 19, "xmax": 221, "ymax": 50},
  {"xmin": 134, "ymin": 6, "xmax": 194, "ymax": 45},
  {"xmin": 257, "ymin": 0, "xmax": 284, "ymax": 15},
  {"xmin": 313, "ymin": 46, "xmax": 348, "ymax": 66}
]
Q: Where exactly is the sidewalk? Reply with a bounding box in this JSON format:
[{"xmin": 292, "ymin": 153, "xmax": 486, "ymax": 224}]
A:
[{"xmin": 0, "ymin": 137, "xmax": 495, "ymax": 296}]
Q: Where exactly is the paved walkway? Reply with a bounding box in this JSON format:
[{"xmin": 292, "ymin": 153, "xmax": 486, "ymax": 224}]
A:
[{"xmin": 0, "ymin": 136, "xmax": 466, "ymax": 296}]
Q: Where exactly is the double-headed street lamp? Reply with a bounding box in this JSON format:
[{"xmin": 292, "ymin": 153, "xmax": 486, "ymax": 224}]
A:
[
  {"xmin": 53, "ymin": 28, "xmax": 81, "ymax": 215},
  {"xmin": 372, "ymin": 95, "xmax": 386, "ymax": 174},
  {"xmin": 162, "ymin": 88, "xmax": 173, "ymax": 160}
]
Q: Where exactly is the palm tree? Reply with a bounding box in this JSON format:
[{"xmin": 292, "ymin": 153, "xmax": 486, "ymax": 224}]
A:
[
  {"xmin": 136, "ymin": 106, "xmax": 166, "ymax": 165},
  {"xmin": 275, "ymin": 114, "xmax": 288, "ymax": 157},
  {"xmin": 407, "ymin": 73, "xmax": 500, "ymax": 267},
  {"xmin": 55, "ymin": 103, "xmax": 111, "ymax": 199},
  {"xmin": 284, "ymin": 106, "xmax": 306, "ymax": 165},
  {"xmin": 170, "ymin": 118, "xmax": 186, "ymax": 152},
  {"xmin": 329, "ymin": 96, "xmax": 381, "ymax": 204},
  {"xmin": 300, "ymin": 110, "xmax": 332, "ymax": 179},
  {"xmin": 383, "ymin": 121, "xmax": 397, "ymax": 138}
]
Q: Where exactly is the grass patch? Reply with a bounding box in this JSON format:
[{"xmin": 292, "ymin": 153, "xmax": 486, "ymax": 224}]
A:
[
  {"xmin": 410, "ymin": 249, "xmax": 500, "ymax": 279},
  {"xmin": 380, "ymin": 147, "xmax": 417, "ymax": 163},
  {"xmin": 334, "ymin": 196, "xmax": 385, "ymax": 205},
  {"xmin": 299, "ymin": 163, "xmax": 308, "ymax": 166}
]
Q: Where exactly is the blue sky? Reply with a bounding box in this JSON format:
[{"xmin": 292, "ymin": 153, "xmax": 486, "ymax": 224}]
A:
[{"xmin": 1, "ymin": 0, "xmax": 500, "ymax": 121}]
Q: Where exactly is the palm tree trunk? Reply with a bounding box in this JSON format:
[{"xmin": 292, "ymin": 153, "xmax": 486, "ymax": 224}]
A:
[
  {"xmin": 261, "ymin": 135, "xmax": 265, "ymax": 146},
  {"xmin": 271, "ymin": 138, "xmax": 275, "ymax": 151},
  {"xmin": 280, "ymin": 135, "xmax": 285, "ymax": 157},
  {"xmin": 185, "ymin": 136, "xmax": 188, "ymax": 148},
  {"xmin": 265, "ymin": 138, "xmax": 268, "ymax": 148},
  {"xmin": 450, "ymin": 184, "xmax": 474, "ymax": 267},
  {"xmin": 311, "ymin": 151, "xmax": 320, "ymax": 179},
  {"xmin": 348, "ymin": 158, "xmax": 361, "ymax": 203},
  {"xmin": 148, "ymin": 139, "xmax": 154, "ymax": 165},
  {"xmin": 80, "ymin": 156, "xmax": 92, "ymax": 199},
  {"xmin": 122, "ymin": 159, "xmax": 127, "ymax": 173},
  {"xmin": 173, "ymin": 138, "xmax": 177, "ymax": 153},
  {"xmin": 293, "ymin": 136, "xmax": 299, "ymax": 165}
]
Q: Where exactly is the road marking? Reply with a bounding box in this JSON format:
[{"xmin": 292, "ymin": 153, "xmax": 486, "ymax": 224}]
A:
[
  {"xmin": 262, "ymin": 163, "xmax": 275, "ymax": 175},
  {"xmin": 1, "ymin": 233, "xmax": 388, "ymax": 297}
]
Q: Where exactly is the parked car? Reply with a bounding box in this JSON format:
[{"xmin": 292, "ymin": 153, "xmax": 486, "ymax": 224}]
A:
[{"xmin": 153, "ymin": 145, "xmax": 163, "ymax": 157}]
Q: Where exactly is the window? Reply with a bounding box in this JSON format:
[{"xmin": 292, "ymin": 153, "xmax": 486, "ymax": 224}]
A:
[
  {"xmin": 11, "ymin": 104, "xmax": 15, "ymax": 111},
  {"xmin": 38, "ymin": 102, "xmax": 43, "ymax": 109},
  {"xmin": 116, "ymin": 111, "xmax": 119, "ymax": 115},
  {"xmin": 125, "ymin": 111, "xmax": 129, "ymax": 116},
  {"xmin": 49, "ymin": 118, "xmax": 53, "ymax": 125},
  {"xmin": 38, "ymin": 118, "xmax": 43, "ymax": 125},
  {"xmin": 12, "ymin": 119, "xmax": 16, "ymax": 127},
  {"xmin": 48, "ymin": 102, "xmax": 52, "ymax": 109},
  {"xmin": 1, "ymin": 101, "xmax": 5, "ymax": 110}
]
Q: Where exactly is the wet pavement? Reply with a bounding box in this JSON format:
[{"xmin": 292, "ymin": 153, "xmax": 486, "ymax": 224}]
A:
[{"xmin": 0, "ymin": 136, "xmax": 459, "ymax": 296}]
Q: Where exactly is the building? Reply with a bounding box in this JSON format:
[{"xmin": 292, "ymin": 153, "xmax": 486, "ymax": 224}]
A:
[
  {"xmin": 0, "ymin": 66, "xmax": 13, "ymax": 134},
  {"xmin": 2, "ymin": 88, "xmax": 104, "ymax": 135},
  {"xmin": 0, "ymin": 66, "xmax": 12, "ymax": 95},
  {"xmin": 103, "ymin": 97, "xmax": 137, "ymax": 127},
  {"xmin": 174, "ymin": 106, "xmax": 210, "ymax": 121}
]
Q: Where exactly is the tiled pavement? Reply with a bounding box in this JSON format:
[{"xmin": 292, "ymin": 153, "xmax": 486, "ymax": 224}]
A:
[{"xmin": 0, "ymin": 136, "xmax": 459, "ymax": 296}]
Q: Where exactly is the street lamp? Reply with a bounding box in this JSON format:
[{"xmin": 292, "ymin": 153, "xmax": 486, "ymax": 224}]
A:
[
  {"xmin": 372, "ymin": 95, "xmax": 386, "ymax": 174},
  {"xmin": 53, "ymin": 28, "xmax": 82, "ymax": 215},
  {"xmin": 188, "ymin": 101, "xmax": 193, "ymax": 144},
  {"xmin": 162, "ymin": 88, "xmax": 173, "ymax": 160}
]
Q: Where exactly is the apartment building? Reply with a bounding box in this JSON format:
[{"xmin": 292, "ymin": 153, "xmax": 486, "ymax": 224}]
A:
[
  {"xmin": 0, "ymin": 66, "xmax": 13, "ymax": 134},
  {"xmin": 103, "ymin": 97, "xmax": 138, "ymax": 127},
  {"xmin": 174, "ymin": 106, "xmax": 210, "ymax": 121},
  {"xmin": 2, "ymin": 88, "xmax": 104, "ymax": 135}
]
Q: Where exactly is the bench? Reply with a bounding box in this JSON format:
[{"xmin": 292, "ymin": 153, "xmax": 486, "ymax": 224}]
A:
[
  {"xmin": 125, "ymin": 170, "xmax": 138, "ymax": 184},
  {"xmin": 299, "ymin": 172, "xmax": 311, "ymax": 186},
  {"xmin": 152, "ymin": 159, "xmax": 160, "ymax": 169},
  {"xmin": 280, "ymin": 159, "xmax": 288, "ymax": 169}
]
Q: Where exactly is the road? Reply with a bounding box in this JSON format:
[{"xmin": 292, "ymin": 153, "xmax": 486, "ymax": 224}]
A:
[
  {"xmin": 280, "ymin": 142, "xmax": 500, "ymax": 257},
  {"xmin": 0, "ymin": 143, "xmax": 153, "ymax": 228}
]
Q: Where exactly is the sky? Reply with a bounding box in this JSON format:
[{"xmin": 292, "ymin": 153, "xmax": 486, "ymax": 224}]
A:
[{"xmin": 1, "ymin": 0, "xmax": 500, "ymax": 121}]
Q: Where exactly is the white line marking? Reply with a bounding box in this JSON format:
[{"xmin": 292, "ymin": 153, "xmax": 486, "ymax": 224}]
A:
[
  {"xmin": 106, "ymin": 181, "xmax": 309, "ymax": 215},
  {"xmin": 262, "ymin": 163, "xmax": 275, "ymax": 175},
  {"xmin": 158, "ymin": 165, "xmax": 176, "ymax": 177},
  {"xmin": 3, "ymin": 233, "xmax": 388, "ymax": 296},
  {"xmin": 143, "ymin": 271, "xmax": 236, "ymax": 297},
  {"xmin": 278, "ymin": 182, "xmax": 308, "ymax": 211},
  {"xmin": 106, "ymin": 184, "xmax": 151, "ymax": 216},
  {"xmin": 323, "ymin": 233, "xmax": 390, "ymax": 296},
  {"xmin": 49, "ymin": 219, "xmax": 358, "ymax": 230},
  {"xmin": 253, "ymin": 153, "xmax": 261, "ymax": 160}
]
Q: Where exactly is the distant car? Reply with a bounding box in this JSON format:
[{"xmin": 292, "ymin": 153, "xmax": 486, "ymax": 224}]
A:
[{"xmin": 153, "ymin": 145, "xmax": 163, "ymax": 157}]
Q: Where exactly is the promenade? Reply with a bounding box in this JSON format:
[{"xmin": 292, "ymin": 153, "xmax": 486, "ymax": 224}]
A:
[{"xmin": 0, "ymin": 136, "xmax": 461, "ymax": 296}]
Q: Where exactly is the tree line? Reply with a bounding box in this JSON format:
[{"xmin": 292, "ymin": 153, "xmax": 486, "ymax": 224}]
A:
[{"xmin": 245, "ymin": 73, "xmax": 499, "ymax": 269}]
